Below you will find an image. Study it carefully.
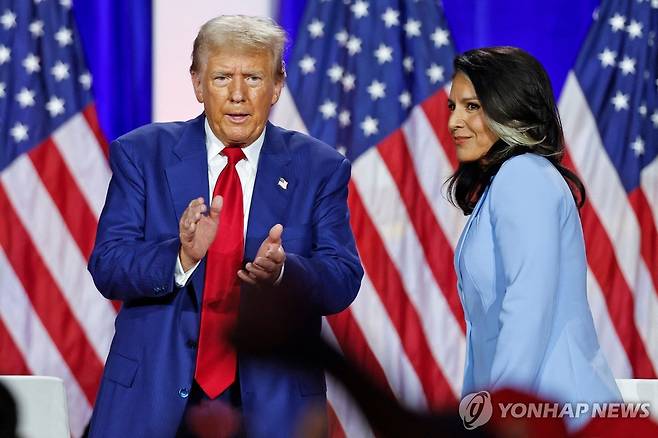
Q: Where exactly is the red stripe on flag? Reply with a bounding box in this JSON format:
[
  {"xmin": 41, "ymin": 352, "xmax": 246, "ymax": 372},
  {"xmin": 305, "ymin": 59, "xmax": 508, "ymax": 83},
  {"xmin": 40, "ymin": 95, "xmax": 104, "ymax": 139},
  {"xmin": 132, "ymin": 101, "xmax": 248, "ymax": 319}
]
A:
[
  {"xmin": 28, "ymin": 138, "xmax": 99, "ymax": 260},
  {"xmin": 327, "ymin": 403, "xmax": 347, "ymax": 438},
  {"xmin": 562, "ymin": 154, "xmax": 656, "ymax": 377},
  {"xmin": 0, "ymin": 318, "xmax": 31, "ymax": 374},
  {"xmin": 348, "ymin": 184, "xmax": 457, "ymax": 407},
  {"xmin": 326, "ymin": 310, "xmax": 396, "ymax": 400},
  {"xmin": 581, "ymin": 201, "xmax": 656, "ymax": 377},
  {"xmin": 82, "ymin": 104, "xmax": 109, "ymax": 160},
  {"xmin": 378, "ymin": 130, "xmax": 465, "ymax": 333},
  {"xmin": 628, "ymin": 188, "xmax": 658, "ymax": 298},
  {"xmin": 420, "ymin": 90, "xmax": 458, "ymax": 169},
  {"xmin": 0, "ymin": 186, "xmax": 104, "ymax": 403}
]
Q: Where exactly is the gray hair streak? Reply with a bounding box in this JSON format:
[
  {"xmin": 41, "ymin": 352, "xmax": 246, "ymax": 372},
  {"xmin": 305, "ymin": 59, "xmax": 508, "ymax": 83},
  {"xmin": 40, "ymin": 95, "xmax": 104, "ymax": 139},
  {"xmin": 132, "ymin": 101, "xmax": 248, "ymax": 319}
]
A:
[{"xmin": 190, "ymin": 15, "xmax": 287, "ymax": 79}]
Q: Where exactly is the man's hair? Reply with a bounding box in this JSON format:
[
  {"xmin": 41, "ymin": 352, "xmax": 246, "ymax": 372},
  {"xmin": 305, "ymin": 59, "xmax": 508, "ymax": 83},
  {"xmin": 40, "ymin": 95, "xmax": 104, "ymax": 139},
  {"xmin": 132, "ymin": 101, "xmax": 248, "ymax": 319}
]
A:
[{"xmin": 190, "ymin": 15, "xmax": 287, "ymax": 80}]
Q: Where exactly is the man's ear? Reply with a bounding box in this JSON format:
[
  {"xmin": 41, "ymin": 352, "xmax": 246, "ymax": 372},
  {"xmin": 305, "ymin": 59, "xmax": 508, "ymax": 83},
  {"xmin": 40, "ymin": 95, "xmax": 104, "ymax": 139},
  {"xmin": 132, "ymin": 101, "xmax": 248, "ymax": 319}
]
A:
[
  {"xmin": 271, "ymin": 79, "xmax": 284, "ymax": 106},
  {"xmin": 191, "ymin": 71, "xmax": 204, "ymax": 103}
]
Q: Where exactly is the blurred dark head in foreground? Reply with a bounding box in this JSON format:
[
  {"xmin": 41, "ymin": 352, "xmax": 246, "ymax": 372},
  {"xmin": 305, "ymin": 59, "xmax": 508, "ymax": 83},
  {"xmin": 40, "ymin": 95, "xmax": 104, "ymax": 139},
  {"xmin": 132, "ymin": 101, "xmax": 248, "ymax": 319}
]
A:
[{"xmin": 0, "ymin": 381, "xmax": 18, "ymax": 438}]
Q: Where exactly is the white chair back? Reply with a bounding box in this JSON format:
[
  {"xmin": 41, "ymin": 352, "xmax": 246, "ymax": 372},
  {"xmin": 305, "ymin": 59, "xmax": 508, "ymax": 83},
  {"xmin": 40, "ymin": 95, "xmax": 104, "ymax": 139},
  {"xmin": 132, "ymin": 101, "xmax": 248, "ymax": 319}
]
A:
[{"xmin": 0, "ymin": 375, "xmax": 70, "ymax": 438}]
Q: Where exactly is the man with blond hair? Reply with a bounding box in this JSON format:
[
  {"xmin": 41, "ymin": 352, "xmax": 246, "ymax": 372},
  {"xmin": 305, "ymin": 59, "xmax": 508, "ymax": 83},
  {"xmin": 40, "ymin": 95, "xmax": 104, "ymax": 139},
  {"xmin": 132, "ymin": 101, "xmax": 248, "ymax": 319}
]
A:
[{"xmin": 88, "ymin": 15, "xmax": 362, "ymax": 437}]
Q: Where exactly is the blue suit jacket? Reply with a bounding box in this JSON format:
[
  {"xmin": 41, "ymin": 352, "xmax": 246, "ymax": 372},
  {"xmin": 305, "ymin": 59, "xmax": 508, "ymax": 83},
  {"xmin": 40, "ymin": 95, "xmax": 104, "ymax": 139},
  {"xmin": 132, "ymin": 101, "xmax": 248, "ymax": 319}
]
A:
[
  {"xmin": 455, "ymin": 154, "xmax": 620, "ymax": 406},
  {"xmin": 87, "ymin": 115, "xmax": 363, "ymax": 437}
]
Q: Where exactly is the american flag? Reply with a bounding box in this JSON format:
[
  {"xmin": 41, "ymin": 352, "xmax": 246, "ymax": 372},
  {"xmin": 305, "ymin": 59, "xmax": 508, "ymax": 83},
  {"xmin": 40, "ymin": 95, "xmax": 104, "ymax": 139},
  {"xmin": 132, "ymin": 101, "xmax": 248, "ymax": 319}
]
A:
[
  {"xmin": 558, "ymin": 0, "xmax": 658, "ymax": 380},
  {"xmin": 279, "ymin": 0, "xmax": 467, "ymax": 434},
  {"xmin": 275, "ymin": 0, "xmax": 658, "ymax": 435},
  {"xmin": 0, "ymin": 0, "xmax": 114, "ymax": 436}
]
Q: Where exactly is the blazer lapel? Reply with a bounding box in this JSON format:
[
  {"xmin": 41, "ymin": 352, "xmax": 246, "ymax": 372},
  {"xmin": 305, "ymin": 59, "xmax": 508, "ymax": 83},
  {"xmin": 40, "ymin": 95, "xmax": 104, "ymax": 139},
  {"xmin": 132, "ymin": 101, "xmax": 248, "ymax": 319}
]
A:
[
  {"xmin": 244, "ymin": 123, "xmax": 293, "ymax": 261},
  {"xmin": 454, "ymin": 185, "xmax": 490, "ymax": 291},
  {"xmin": 164, "ymin": 114, "xmax": 209, "ymax": 302}
]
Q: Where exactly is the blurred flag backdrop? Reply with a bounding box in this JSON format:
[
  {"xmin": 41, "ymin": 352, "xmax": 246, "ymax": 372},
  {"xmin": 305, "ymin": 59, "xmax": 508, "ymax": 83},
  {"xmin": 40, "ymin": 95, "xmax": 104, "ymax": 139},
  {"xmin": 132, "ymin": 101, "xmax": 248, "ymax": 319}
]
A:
[{"xmin": 0, "ymin": 0, "xmax": 656, "ymax": 436}]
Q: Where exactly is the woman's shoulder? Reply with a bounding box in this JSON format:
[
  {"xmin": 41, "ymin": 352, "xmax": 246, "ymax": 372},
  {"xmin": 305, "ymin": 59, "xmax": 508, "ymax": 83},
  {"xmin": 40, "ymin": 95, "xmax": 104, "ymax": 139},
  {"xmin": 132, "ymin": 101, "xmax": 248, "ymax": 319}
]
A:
[{"xmin": 489, "ymin": 153, "xmax": 569, "ymax": 209}]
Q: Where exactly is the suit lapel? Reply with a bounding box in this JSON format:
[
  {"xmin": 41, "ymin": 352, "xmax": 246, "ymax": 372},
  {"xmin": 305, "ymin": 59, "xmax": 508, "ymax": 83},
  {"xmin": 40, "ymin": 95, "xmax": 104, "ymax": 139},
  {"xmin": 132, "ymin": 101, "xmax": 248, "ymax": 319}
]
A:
[
  {"xmin": 454, "ymin": 185, "xmax": 490, "ymax": 289},
  {"xmin": 165, "ymin": 114, "xmax": 209, "ymax": 302},
  {"xmin": 244, "ymin": 123, "xmax": 293, "ymax": 261}
]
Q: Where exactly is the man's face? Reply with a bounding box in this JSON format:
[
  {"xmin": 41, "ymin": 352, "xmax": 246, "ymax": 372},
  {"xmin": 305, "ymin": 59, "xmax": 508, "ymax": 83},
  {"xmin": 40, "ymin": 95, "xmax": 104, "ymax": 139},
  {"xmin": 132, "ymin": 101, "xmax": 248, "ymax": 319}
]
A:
[{"xmin": 191, "ymin": 47, "xmax": 283, "ymax": 147}]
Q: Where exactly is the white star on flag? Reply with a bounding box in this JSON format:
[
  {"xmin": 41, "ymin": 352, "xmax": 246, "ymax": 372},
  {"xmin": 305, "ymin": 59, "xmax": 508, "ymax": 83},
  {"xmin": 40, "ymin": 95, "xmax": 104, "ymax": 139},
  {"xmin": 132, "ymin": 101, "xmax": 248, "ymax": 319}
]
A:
[
  {"xmin": 319, "ymin": 100, "xmax": 337, "ymax": 119},
  {"xmin": 79, "ymin": 72, "xmax": 92, "ymax": 90},
  {"xmin": 0, "ymin": 82, "xmax": 5, "ymax": 98},
  {"xmin": 336, "ymin": 145, "xmax": 347, "ymax": 156},
  {"xmin": 22, "ymin": 54, "xmax": 41, "ymax": 74},
  {"xmin": 374, "ymin": 44, "xmax": 393, "ymax": 64},
  {"xmin": 609, "ymin": 13, "xmax": 626, "ymax": 32},
  {"xmin": 381, "ymin": 8, "xmax": 400, "ymax": 27},
  {"xmin": 403, "ymin": 56, "xmax": 414, "ymax": 72},
  {"xmin": 639, "ymin": 104, "xmax": 647, "ymax": 116},
  {"xmin": 0, "ymin": 9, "xmax": 16, "ymax": 30},
  {"xmin": 335, "ymin": 30, "xmax": 349, "ymax": 46},
  {"xmin": 404, "ymin": 19, "xmax": 421, "ymax": 38},
  {"xmin": 426, "ymin": 63, "xmax": 444, "ymax": 83},
  {"xmin": 598, "ymin": 48, "xmax": 616, "ymax": 67},
  {"xmin": 367, "ymin": 80, "xmax": 386, "ymax": 100},
  {"xmin": 630, "ymin": 136, "xmax": 645, "ymax": 156},
  {"xmin": 0, "ymin": 44, "xmax": 11, "ymax": 64},
  {"xmin": 611, "ymin": 91, "xmax": 629, "ymax": 111},
  {"xmin": 651, "ymin": 110, "xmax": 658, "ymax": 128},
  {"xmin": 29, "ymin": 20, "xmax": 45, "ymax": 38},
  {"xmin": 308, "ymin": 19, "xmax": 324, "ymax": 38},
  {"xmin": 346, "ymin": 36, "xmax": 362, "ymax": 55},
  {"xmin": 46, "ymin": 96, "xmax": 66, "ymax": 117},
  {"xmin": 10, "ymin": 122, "xmax": 29, "ymax": 142},
  {"xmin": 619, "ymin": 56, "xmax": 636, "ymax": 75},
  {"xmin": 338, "ymin": 110, "xmax": 350, "ymax": 127},
  {"xmin": 626, "ymin": 20, "xmax": 643, "ymax": 39},
  {"xmin": 399, "ymin": 91, "xmax": 412, "ymax": 109},
  {"xmin": 59, "ymin": 0, "xmax": 72, "ymax": 8},
  {"xmin": 16, "ymin": 88, "xmax": 36, "ymax": 108},
  {"xmin": 51, "ymin": 61, "xmax": 70, "ymax": 81},
  {"xmin": 341, "ymin": 73, "xmax": 355, "ymax": 92},
  {"xmin": 360, "ymin": 116, "xmax": 379, "ymax": 136},
  {"xmin": 431, "ymin": 27, "xmax": 450, "ymax": 48},
  {"xmin": 54, "ymin": 27, "xmax": 73, "ymax": 47},
  {"xmin": 351, "ymin": 0, "xmax": 369, "ymax": 19},
  {"xmin": 299, "ymin": 55, "xmax": 316, "ymax": 74},
  {"xmin": 327, "ymin": 64, "xmax": 344, "ymax": 83}
]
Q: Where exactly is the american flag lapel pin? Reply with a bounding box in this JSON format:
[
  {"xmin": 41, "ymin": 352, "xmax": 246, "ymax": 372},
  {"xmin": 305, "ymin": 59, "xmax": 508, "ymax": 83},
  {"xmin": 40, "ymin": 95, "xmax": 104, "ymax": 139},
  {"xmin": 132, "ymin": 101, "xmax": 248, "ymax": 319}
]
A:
[{"xmin": 278, "ymin": 177, "xmax": 288, "ymax": 190}]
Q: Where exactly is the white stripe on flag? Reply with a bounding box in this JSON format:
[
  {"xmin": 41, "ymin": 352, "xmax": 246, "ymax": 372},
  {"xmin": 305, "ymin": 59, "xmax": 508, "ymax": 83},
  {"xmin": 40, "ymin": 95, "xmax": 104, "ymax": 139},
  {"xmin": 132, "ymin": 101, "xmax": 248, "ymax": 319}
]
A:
[
  {"xmin": 0, "ymin": 248, "xmax": 91, "ymax": 437},
  {"xmin": 52, "ymin": 114, "xmax": 111, "ymax": 219},
  {"xmin": 586, "ymin": 269, "xmax": 633, "ymax": 378},
  {"xmin": 351, "ymin": 274, "xmax": 427, "ymax": 410},
  {"xmin": 352, "ymin": 147, "xmax": 465, "ymax": 396},
  {"xmin": 560, "ymin": 72, "xmax": 658, "ymax": 369},
  {"xmin": 0, "ymin": 155, "xmax": 114, "ymax": 361},
  {"xmin": 640, "ymin": 157, "xmax": 658, "ymax": 236}
]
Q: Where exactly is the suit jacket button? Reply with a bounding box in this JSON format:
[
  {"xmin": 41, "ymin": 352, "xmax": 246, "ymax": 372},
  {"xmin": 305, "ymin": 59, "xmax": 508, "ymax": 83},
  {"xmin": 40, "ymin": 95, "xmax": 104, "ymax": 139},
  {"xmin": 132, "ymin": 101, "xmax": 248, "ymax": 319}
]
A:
[
  {"xmin": 186, "ymin": 340, "xmax": 198, "ymax": 348},
  {"xmin": 178, "ymin": 387, "xmax": 189, "ymax": 398}
]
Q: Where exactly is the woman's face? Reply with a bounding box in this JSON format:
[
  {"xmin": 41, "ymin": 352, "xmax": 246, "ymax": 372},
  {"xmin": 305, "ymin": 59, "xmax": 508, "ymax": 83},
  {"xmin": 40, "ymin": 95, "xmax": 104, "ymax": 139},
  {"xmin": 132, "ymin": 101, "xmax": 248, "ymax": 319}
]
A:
[{"xmin": 447, "ymin": 72, "xmax": 499, "ymax": 162}]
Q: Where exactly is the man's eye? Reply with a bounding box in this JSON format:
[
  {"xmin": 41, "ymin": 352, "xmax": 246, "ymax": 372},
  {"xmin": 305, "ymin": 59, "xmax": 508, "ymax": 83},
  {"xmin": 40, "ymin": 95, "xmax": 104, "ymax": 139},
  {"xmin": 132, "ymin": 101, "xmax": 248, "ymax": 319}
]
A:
[
  {"xmin": 467, "ymin": 102, "xmax": 480, "ymax": 111},
  {"xmin": 447, "ymin": 103, "xmax": 455, "ymax": 111}
]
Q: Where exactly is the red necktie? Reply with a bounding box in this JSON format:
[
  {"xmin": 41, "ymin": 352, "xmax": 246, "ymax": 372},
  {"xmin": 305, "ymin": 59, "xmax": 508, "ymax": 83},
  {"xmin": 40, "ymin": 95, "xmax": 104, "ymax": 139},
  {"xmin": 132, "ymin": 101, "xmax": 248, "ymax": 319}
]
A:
[{"xmin": 195, "ymin": 147, "xmax": 246, "ymax": 398}]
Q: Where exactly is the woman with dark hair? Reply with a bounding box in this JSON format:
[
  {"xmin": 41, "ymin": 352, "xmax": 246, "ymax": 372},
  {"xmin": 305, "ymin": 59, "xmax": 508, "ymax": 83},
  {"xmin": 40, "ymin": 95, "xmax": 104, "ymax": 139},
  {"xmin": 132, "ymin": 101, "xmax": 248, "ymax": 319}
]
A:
[{"xmin": 448, "ymin": 47, "xmax": 621, "ymax": 420}]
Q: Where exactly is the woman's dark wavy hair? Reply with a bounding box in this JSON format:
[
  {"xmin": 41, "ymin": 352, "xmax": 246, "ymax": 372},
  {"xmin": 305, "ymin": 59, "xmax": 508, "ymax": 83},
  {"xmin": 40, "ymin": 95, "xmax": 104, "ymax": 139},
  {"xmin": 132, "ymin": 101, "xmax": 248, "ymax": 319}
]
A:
[{"xmin": 446, "ymin": 46, "xmax": 585, "ymax": 215}]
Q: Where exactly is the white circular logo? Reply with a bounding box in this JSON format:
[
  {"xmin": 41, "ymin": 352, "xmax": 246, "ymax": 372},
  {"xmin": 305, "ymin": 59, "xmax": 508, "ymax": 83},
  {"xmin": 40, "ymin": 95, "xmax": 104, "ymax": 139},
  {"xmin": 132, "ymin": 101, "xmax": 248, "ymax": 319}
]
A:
[{"xmin": 459, "ymin": 391, "xmax": 493, "ymax": 430}]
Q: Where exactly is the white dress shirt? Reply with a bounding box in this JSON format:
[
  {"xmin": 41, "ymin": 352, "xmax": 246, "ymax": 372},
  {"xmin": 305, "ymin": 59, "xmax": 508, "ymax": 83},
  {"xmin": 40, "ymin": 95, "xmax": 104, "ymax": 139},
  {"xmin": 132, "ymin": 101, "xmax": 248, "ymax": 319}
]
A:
[{"xmin": 174, "ymin": 118, "xmax": 265, "ymax": 287}]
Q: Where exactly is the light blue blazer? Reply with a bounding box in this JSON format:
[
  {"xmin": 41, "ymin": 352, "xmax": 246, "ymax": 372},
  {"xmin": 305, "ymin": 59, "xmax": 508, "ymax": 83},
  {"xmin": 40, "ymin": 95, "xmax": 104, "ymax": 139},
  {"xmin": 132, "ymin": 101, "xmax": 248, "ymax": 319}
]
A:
[{"xmin": 455, "ymin": 153, "xmax": 621, "ymax": 406}]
